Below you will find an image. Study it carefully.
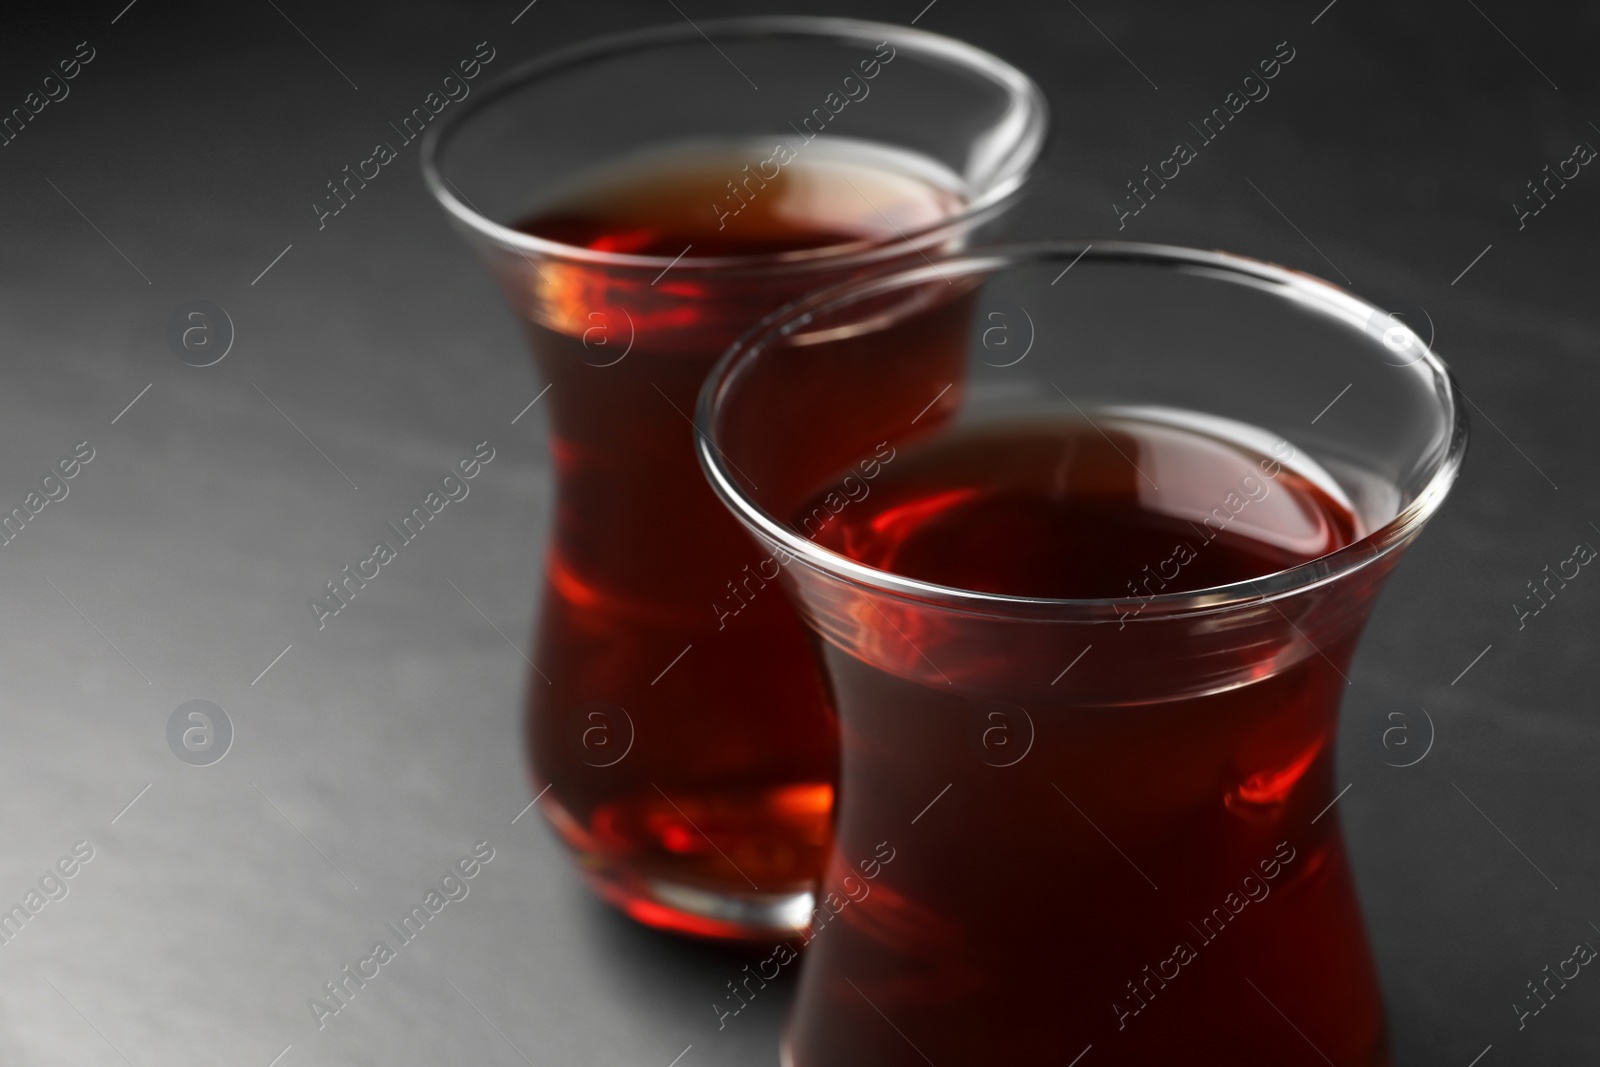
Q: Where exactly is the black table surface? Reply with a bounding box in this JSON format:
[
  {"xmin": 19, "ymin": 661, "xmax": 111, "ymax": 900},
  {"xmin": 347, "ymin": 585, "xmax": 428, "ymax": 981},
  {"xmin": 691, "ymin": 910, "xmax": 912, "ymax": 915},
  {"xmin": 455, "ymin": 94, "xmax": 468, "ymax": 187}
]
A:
[{"xmin": 0, "ymin": 1, "xmax": 1595, "ymax": 1064}]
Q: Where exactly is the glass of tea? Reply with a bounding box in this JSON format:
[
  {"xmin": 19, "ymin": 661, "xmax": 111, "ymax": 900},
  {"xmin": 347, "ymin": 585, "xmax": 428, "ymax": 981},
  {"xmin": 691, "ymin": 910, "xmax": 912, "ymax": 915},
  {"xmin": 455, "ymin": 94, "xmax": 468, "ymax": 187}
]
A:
[
  {"xmin": 697, "ymin": 243, "xmax": 1466, "ymax": 1065},
  {"xmin": 420, "ymin": 18, "xmax": 1046, "ymax": 940}
]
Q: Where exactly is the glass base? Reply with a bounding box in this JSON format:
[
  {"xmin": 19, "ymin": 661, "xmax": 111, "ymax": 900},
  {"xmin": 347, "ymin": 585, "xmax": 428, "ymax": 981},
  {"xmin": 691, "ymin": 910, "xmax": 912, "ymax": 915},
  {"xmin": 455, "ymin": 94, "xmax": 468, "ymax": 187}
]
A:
[
  {"xmin": 584, "ymin": 865, "xmax": 815, "ymax": 942},
  {"xmin": 540, "ymin": 793, "xmax": 818, "ymax": 941}
]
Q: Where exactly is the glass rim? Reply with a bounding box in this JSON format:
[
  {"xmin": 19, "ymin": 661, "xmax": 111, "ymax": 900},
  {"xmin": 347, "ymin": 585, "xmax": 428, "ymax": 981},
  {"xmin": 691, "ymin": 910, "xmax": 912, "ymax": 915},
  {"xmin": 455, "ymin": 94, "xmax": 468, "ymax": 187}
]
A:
[
  {"xmin": 695, "ymin": 240, "xmax": 1470, "ymax": 621},
  {"xmin": 418, "ymin": 16, "xmax": 1049, "ymax": 272}
]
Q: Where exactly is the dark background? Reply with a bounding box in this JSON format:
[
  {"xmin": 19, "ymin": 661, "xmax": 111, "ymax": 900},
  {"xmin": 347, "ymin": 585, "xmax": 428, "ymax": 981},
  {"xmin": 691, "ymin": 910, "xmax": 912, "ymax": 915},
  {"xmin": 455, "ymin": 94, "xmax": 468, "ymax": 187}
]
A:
[{"xmin": 0, "ymin": 0, "xmax": 1596, "ymax": 1064}]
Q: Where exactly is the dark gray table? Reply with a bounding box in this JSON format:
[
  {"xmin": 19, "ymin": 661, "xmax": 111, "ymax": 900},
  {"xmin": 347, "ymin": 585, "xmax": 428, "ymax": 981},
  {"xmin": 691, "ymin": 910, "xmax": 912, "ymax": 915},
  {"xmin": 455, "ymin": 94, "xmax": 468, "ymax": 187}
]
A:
[{"xmin": 0, "ymin": 0, "xmax": 1594, "ymax": 1063}]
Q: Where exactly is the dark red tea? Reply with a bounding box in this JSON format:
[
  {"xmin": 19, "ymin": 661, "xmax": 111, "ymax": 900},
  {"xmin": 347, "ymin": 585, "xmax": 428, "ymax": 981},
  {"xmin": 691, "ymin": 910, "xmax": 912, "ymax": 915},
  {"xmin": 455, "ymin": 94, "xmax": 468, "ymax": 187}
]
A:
[
  {"xmin": 786, "ymin": 412, "xmax": 1391, "ymax": 1065},
  {"xmin": 511, "ymin": 141, "xmax": 967, "ymax": 938},
  {"xmin": 806, "ymin": 414, "xmax": 1359, "ymax": 595},
  {"xmin": 524, "ymin": 140, "xmax": 962, "ymax": 260}
]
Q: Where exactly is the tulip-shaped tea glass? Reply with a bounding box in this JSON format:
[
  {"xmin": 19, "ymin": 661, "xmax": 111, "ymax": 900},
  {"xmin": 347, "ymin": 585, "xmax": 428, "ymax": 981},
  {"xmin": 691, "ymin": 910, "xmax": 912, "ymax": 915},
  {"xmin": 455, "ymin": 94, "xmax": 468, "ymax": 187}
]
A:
[
  {"xmin": 697, "ymin": 243, "xmax": 1465, "ymax": 1064},
  {"xmin": 421, "ymin": 18, "xmax": 1046, "ymax": 939}
]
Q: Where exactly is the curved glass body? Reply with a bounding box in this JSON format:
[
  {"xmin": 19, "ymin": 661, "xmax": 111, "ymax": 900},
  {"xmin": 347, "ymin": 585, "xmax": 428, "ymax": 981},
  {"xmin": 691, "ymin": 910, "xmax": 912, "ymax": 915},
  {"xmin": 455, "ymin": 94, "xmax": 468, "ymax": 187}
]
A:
[
  {"xmin": 421, "ymin": 18, "xmax": 1046, "ymax": 940},
  {"xmin": 698, "ymin": 244, "xmax": 1466, "ymax": 1063}
]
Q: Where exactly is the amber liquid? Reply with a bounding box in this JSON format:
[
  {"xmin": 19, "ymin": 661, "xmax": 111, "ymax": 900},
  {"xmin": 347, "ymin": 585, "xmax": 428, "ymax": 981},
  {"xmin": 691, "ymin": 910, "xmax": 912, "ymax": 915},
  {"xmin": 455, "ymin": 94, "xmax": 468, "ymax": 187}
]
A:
[
  {"xmin": 512, "ymin": 141, "xmax": 968, "ymax": 938},
  {"xmin": 788, "ymin": 413, "xmax": 1390, "ymax": 1065}
]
